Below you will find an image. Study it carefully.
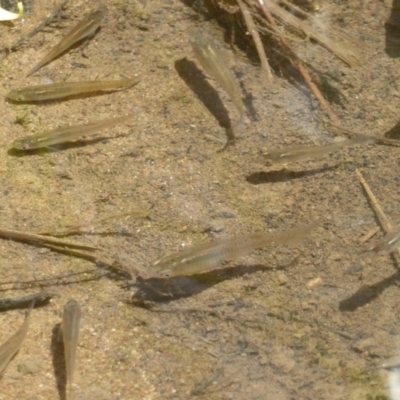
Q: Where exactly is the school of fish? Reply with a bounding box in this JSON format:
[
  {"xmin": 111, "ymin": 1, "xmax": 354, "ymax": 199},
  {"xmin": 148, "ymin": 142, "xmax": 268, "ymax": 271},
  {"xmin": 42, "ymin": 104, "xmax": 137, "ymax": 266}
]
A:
[{"xmin": 0, "ymin": 1, "xmax": 392, "ymax": 398}]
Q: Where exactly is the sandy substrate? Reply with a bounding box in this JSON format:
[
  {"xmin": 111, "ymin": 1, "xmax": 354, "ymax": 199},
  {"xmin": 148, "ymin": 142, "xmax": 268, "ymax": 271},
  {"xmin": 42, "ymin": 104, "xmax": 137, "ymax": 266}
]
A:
[{"xmin": 0, "ymin": 0, "xmax": 400, "ymax": 398}]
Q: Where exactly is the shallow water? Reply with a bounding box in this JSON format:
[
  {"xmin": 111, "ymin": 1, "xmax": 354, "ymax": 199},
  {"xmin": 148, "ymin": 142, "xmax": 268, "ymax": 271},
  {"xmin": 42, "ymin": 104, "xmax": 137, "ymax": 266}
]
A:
[{"xmin": 0, "ymin": 0, "xmax": 400, "ymax": 399}]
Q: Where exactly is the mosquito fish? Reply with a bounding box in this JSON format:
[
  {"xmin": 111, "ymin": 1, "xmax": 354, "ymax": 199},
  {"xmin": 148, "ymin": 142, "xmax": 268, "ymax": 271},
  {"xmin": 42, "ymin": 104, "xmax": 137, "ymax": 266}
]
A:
[
  {"xmin": 149, "ymin": 222, "xmax": 318, "ymax": 278},
  {"xmin": 0, "ymin": 306, "xmax": 32, "ymax": 375},
  {"xmin": 189, "ymin": 29, "xmax": 244, "ymax": 125},
  {"xmin": 27, "ymin": 6, "xmax": 107, "ymax": 77},
  {"xmin": 62, "ymin": 299, "xmax": 81, "ymax": 399},
  {"xmin": 367, "ymin": 228, "xmax": 400, "ymax": 255},
  {"xmin": 263, "ymin": 135, "xmax": 374, "ymax": 164},
  {"xmin": 12, "ymin": 114, "xmax": 133, "ymax": 150},
  {"xmin": 7, "ymin": 78, "xmax": 139, "ymax": 102}
]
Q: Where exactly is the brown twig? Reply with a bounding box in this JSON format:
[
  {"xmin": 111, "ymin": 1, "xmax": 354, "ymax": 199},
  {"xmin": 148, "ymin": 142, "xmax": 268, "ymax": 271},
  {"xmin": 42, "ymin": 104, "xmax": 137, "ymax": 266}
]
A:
[
  {"xmin": 36, "ymin": 209, "xmax": 150, "ymax": 237},
  {"xmin": 355, "ymin": 169, "xmax": 400, "ymax": 260},
  {"xmin": 359, "ymin": 226, "xmax": 380, "ymax": 245},
  {"xmin": 0, "ymin": 268, "xmax": 105, "ymax": 291},
  {"xmin": 259, "ymin": 0, "xmax": 360, "ymax": 67},
  {"xmin": 0, "ymin": 227, "xmax": 133, "ymax": 290}
]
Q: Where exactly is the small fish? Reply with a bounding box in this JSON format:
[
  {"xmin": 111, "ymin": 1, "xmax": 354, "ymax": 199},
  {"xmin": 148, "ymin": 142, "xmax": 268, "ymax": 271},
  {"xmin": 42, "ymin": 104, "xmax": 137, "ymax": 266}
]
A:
[
  {"xmin": 148, "ymin": 222, "xmax": 318, "ymax": 278},
  {"xmin": 7, "ymin": 78, "xmax": 139, "ymax": 102},
  {"xmin": 62, "ymin": 299, "xmax": 81, "ymax": 399},
  {"xmin": 367, "ymin": 228, "xmax": 400, "ymax": 255},
  {"xmin": 12, "ymin": 115, "xmax": 133, "ymax": 150},
  {"xmin": 27, "ymin": 6, "xmax": 107, "ymax": 77},
  {"xmin": 0, "ymin": 305, "xmax": 32, "ymax": 376},
  {"xmin": 263, "ymin": 135, "xmax": 374, "ymax": 165},
  {"xmin": 189, "ymin": 29, "xmax": 244, "ymax": 126}
]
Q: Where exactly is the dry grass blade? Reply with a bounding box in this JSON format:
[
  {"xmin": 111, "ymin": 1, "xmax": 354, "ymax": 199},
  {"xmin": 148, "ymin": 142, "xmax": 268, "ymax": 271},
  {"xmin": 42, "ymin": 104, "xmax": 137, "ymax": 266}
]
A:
[
  {"xmin": 0, "ymin": 227, "xmax": 99, "ymax": 251},
  {"xmin": 237, "ymin": 0, "xmax": 273, "ymax": 82},
  {"xmin": 42, "ymin": 244, "xmax": 132, "ymax": 278},
  {"xmin": 36, "ymin": 209, "xmax": 150, "ymax": 237},
  {"xmin": 355, "ymin": 169, "xmax": 392, "ymax": 233},
  {"xmin": 256, "ymin": 0, "xmax": 341, "ymax": 125},
  {"xmin": 355, "ymin": 169, "xmax": 400, "ymax": 259},
  {"xmin": 359, "ymin": 227, "xmax": 380, "ymax": 245},
  {"xmin": 255, "ymin": 0, "xmax": 360, "ymax": 67},
  {"xmin": 205, "ymin": 1, "xmax": 360, "ymax": 125},
  {"xmin": 0, "ymin": 268, "xmax": 105, "ymax": 291},
  {"xmin": 42, "ymin": 243, "xmax": 100, "ymax": 262}
]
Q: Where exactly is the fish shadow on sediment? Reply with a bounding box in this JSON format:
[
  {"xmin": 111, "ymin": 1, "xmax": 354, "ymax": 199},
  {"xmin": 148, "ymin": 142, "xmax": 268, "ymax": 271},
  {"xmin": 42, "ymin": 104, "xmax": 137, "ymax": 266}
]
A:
[
  {"xmin": 385, "ymin": 0, "xmax": 400, "ymax": 58},
  {"xmin": 0, "ymin": 293, "xmax": 55, "ymax": 312},
  {"xmin": 130, "ymin": 262, "xmax": 290, "ymax": 305},
  {"xmin": 51, "ymin": 323, "xmax": 67, "ymax": 400},
  {"xmin": 174, "ymin": 58, "xmax": 235, "ymax": 143},
  {"xmin": 239, "ymin": 81, "xmax": 257, "ymax": 122},
  {"xmin": 384, "ymin": 120, "xmax": 400, "ymax": 139},
  {"xmin": 339, "ymin": 270, "xmax": 400, "ymax": 312},
  {"xmin": 246, "ymin": 164, "xmax": 338, "ymax": 184}
]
